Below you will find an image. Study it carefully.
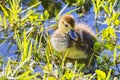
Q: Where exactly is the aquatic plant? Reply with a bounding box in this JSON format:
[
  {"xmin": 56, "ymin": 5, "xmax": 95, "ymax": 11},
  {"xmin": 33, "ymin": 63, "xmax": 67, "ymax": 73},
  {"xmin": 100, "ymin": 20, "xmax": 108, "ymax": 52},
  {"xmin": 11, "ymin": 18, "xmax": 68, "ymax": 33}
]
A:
[{"xmin": 0, "ymin": 0, "xmax": 119, "ymax": 79}]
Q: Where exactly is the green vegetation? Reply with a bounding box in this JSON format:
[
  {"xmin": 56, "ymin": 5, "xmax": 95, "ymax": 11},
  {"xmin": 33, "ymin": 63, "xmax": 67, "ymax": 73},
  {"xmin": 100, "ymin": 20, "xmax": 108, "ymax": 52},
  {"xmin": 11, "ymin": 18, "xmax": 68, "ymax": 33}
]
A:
[{"xmin": 0, "ymin": 0, "xmax": 120, "ymax": 80}]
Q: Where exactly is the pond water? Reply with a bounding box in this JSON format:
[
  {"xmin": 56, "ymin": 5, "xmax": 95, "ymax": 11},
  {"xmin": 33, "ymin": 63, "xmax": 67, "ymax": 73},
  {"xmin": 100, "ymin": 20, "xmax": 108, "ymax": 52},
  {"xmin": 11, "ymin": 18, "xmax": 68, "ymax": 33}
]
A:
[{"xmin": 0, "ymin": 0, "xmax": 120, "ymax": 78}]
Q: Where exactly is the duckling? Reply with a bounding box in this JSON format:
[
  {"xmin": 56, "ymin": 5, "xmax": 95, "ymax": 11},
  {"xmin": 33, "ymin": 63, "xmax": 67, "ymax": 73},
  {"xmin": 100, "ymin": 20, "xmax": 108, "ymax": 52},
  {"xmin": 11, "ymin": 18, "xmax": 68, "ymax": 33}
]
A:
[{"xmin": 50, "ymin": 14, "xmax": 96, "ymax": 63}]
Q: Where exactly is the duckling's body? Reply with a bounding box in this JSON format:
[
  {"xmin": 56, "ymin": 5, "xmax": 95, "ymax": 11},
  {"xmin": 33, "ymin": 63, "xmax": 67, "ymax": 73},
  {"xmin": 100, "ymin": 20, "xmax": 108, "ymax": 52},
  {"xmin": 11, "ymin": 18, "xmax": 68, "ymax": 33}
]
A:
[
  {"xmin": 50, "ymin": 30, "xmax": 70, "ymax": 52},
  {"xmin": 50, "ymin": 14, "xmax": 96, "ymax": 60}
]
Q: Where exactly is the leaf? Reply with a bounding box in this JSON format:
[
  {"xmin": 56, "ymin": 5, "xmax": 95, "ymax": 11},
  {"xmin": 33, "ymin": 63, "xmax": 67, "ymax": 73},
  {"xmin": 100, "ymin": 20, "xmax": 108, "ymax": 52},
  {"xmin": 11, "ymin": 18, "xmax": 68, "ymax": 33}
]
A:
[
  {"xmin": 117, "ymin": 45, "xmax": 120, "ymax": 50},
  {"xmin": 8, "ymin": 0, "xmax": 21, "ymax": 24},
  {"xmin": 3, "ymin": 16, "xmax": 7, "ymax": 28},
  {"xmin": 77, "ymin": 0, "xmax": 85, "ymax": 6},
  {"xmin": 40, "ymin": 14, "xmax": 44, "ymax": 20},
  {"xmin": 11, "ymin": 57, "xmax": 30, "ymax": 76},
  {"xmin": 103, "ymin": 42, "xmax": 114, "ymax": 50},
  {"xmin": 0, "ymin": 15, "xmax": 2, "ymax": 22},
  {"xmin": 33, "ymin": 36, "xmax": 38, "ymax": 55},
  {"xmin": 40, "ymin": 10, "xmax": 49, "ymax": 20},
  {"xmin": 48, "ymin": 77, "xmax": 56, "ymax": 80},
  {"xmin": 104, "ymin": 4, "xmax": 109, "ymax": 13},
  {"xmin": 102, "ymin": 26, "xmax": 116, "ymax": 42},
  {"xmin": 28, "ymin": 41, "xmax": 32, "ymax": 59},
  {"xmin": 95, "ymin": 70, "xmax": 106, "ymax": 80},
  {"xmin": 115, "ymin": 19, "xmax": 120, "ymax": 26},
  {"xmin": 14, "ymin": 30, "xmax": 22, "ymax": 52},
  {"xmin": 26, "ymin": 73, "xmax": 39, "ymax": 80},
  {"xmin": 113, "ymin": 46, "xmax": 116, "ymax": 65},
  {"xmin": 94, "ymin": 42, "xmax": 101, "ymax": 51},
  {"xmin": 43, "ymin": 63, "xmax": 53, "ymax": 73},
  {"xmin": 5, "ymin": 59, "xmax": 12, "ymax": 76},
  {"xmin": 56, "ymin": 4, "xmax": 68, "ymax": 19},
  {"xmin": 21, "ymin": 10, "xmax": 34, "ymax": 23},
  {"xmin": 18, "ymin": 71, "xmax": 39, "ymax": 80},
  {"xmin": 0, "ymin": 76, "xmax": 8, "ymax": 80},
  {"xmin": 92, "ymin": 0, "xmax": 104, "ymax": 16},
  {"xmin": 106, "ymin": 69, "xmax": 112, "ymax": 80},
  {"xmin": 61, "ymin": 70, "xmax": 73, "ymax": 80},
  {"xmin": 44, "ymin": 10, "xmax": 49, "ymax": 19},
  {"xmin": 0, "ymin": 4, "xmax": 9, "ymax": 17},
  {"xmin": 21, "ymin": 1, "xmax": 41, "ymax": 14},
  {"xmin": 22, "ymin": 30, "xmax": 28, "ymax": 62},
  {"xmin": 18, "ymin": 71, "xmax": 31, "ymax": 79}
]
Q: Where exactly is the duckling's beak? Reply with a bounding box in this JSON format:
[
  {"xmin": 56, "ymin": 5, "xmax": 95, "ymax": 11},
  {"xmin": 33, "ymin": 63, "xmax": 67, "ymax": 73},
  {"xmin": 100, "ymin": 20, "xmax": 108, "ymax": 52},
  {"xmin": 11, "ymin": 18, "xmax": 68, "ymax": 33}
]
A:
[{"xmin": 68, "ymin": 30, "xmax": 78, "ymax": 41}]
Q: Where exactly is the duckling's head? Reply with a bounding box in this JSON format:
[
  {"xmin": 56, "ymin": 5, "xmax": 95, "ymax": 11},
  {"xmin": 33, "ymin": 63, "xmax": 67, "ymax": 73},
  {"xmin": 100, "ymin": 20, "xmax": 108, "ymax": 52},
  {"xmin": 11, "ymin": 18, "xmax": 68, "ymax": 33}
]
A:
[
  {"xmin": 58, "ymin": 14, "xmax": 75, "ymax": 33},
  {"xmin": 58, "ymin": 14, "xmax": 78, "ymax": 40}
]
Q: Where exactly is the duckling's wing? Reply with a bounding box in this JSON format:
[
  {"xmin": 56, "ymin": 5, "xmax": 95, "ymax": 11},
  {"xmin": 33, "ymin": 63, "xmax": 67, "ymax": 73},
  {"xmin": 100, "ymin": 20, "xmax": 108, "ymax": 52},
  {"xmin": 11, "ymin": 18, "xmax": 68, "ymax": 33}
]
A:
[
  {"xmin": 75, "ymin": 24, "xmax": 96, "ymax": 52},
  {"xmin": 76, "ymin": 30, "xmax": 95, "ymax": 52},
  {"xmin": 82, "ymin": 30, "xmax": 95, "ymax": 47}
]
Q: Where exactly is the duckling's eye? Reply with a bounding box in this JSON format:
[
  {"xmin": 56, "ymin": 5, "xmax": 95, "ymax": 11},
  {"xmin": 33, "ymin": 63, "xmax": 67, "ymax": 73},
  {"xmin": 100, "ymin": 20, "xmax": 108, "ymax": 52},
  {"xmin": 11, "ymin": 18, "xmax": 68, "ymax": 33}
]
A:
[{"xmin": 65, "ymin": 24, "xmax": 68, "ymax": 27}]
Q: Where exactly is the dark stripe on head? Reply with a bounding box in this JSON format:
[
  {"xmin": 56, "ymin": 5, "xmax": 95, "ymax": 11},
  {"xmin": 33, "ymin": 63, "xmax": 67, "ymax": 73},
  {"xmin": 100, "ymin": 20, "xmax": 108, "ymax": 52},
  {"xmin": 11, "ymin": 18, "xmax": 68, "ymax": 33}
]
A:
[{"xmin": 60, "ymin": 15, "xmax": 75, "ymax": 28}]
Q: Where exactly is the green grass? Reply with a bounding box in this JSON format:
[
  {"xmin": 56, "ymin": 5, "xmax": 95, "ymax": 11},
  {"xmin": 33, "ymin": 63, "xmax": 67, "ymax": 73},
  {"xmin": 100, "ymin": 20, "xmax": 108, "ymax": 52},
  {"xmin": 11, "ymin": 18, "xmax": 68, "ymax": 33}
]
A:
[{"xmin": 0, "ymin": 0, "xmax": 120, "ymax": 80}]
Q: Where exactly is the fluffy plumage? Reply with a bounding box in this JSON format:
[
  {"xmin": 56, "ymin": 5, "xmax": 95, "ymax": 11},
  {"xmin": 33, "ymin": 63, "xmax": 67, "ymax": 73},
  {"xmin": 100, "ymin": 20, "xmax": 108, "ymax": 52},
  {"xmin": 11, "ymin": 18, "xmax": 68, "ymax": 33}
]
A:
[{"xmin": 50, "ymin": 14, "xmax": 96, "ymax": 62}]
